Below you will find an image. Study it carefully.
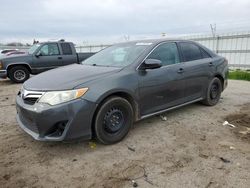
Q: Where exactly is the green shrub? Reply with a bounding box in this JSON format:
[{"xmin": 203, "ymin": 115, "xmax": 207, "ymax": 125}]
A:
[{"xmin": 228, "ymin": 70, "xmax": 250, "ymax": 81}]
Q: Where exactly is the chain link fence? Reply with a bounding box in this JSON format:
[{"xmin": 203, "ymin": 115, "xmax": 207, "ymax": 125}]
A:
[
  {"xmin": 75, "ymin": 32, "xmax": 250, "ymax": 69},
  {"xmin": 1, "ymin": 32, "xmax": 250, "ymax": 69},
  {"xmin": 183, "ymin": 32, "xmax": 250, "ymax": 69}
]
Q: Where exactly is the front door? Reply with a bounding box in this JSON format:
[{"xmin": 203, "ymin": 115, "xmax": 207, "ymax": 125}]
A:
[
  {"xmin": 138, "ymin": 42, "xmax": 186, "ymax": 116},
  {"xmin": 32, "ymin": 43, "xmax": 62, "ymax": 73}
]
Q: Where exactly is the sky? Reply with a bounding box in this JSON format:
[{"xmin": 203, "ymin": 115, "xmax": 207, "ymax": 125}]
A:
[{"xmin": 0, "ymin": 0, "xmax": 250, "ymax": 44}]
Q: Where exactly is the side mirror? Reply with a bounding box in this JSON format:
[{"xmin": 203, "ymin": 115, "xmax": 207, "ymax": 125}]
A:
[
  {"xmin": 141, "ymin": 59, "xmax": 162, "ymax": 70},
  {"xmin": 35, "ymin": 51, "xmax": 42, "ymax": 58}
]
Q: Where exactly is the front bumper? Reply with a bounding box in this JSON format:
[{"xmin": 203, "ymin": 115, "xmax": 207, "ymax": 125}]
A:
[
  {"xmin": 0, "ymin": 70, "xmax": 7, "ymax": 78},
  {"xmin": 16, "ymin": 94, "xmax": 97, "ymax": 141}
]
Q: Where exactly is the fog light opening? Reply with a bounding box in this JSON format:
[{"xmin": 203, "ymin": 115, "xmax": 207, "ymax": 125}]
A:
[{"xmin": 47, "ymin": 121, "xmax": 68, "ymax": 138}]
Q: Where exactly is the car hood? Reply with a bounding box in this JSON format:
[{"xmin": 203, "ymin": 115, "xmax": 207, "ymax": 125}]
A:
[
  {"xmin": 0, "ymin": 53, "xmax": 31, "ymax": 63},
  {"xmin": 24, "ymin": 64, "xmax": 122, "ymax": 91}
]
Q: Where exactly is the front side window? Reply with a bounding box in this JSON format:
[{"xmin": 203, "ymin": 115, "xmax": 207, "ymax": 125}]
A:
[
  {"xmin": 38, "ymin": 44, "xmax": 60, "ymax": 56},
  {"xmin": 28, "ymin": 44, "xmax": 41, "ymax": 54},
  {"xmin": 147, "ymin": 42, "xmax": 180, "ymax": 66},
  {"xmin": 179, "ymin": 42, "xmax": 203, "ymax": 61}
]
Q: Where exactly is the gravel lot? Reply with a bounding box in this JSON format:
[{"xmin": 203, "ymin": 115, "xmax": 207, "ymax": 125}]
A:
[{"xmin": 0, "ymin": 79, "xmax": 250, "ymax": 188}]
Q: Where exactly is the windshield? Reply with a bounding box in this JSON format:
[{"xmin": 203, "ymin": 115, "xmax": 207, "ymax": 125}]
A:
[
  {"xmin": 28, "ymin": 44, "xmax": 41, "ymax": 54},
  {"xmin": 81, "ymin": 42, "xmax": 152, "ymax": 67}
]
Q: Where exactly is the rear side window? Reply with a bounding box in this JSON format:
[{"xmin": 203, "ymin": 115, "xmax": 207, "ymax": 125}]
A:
[
  {"xmin": 147, "ymin": 42, "xmax": 180, "ymax": 66},
  {"xmin": 200, "ymin": 48, "xmax": 211, "ymax": 58},
  {"xmin": 61, "ymin": 43, "xmax": 73, "ymax": 55},
  {"xmin": 179, "ymin": 42, "xmax": 203, "ymax": 61}
]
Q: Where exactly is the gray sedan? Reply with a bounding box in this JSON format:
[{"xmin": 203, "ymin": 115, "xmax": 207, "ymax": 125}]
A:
[{"xmin": 16, "ymin": 39, "xmax": 228, "ymax": 144}]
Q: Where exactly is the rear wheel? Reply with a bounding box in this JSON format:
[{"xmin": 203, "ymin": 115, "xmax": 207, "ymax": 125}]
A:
[
  {"xmin": 94, "ymin": 97, "xmax": 134, "ymax": 144},
  {"xmin": 202, "ymin": 77, "xmax": 222, "ymax": 106},
  {"xmin": 8, "ymin": 66, "xmax": 30, "ymax": 83}
]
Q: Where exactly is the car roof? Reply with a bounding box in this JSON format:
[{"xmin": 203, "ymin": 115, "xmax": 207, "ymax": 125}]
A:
[
  {"xmin": 115, "ymin": 38, "xmax": 217, "ymax": 57},
  {"xmin": 117, "ymin": 38, "xmax": 195, "ymax": 45},
  {"xmin": 38, "ymin": 41, "xmax": 71, "ymax": 45}
]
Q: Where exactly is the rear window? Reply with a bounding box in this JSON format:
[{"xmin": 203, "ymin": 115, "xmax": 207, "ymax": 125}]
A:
[
  {"xmin": 179, "ymin": 42, "xmax": 202, "ymax": 61},
  {"xmin": 61, "ymin": 43, "xmax": 73, "ymax": 55}
]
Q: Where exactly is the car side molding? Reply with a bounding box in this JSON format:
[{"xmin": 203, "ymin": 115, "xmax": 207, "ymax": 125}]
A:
[{"xmin": 140, "ymin": 97, "xmax": 203, "ymax": 120}]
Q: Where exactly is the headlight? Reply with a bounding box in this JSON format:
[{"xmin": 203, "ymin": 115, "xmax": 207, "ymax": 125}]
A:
[
  {"xmin": 38, "ymin": 88, "xmax": 88, "ymax": 105},
  {"xmin": 0, "ymin": 61, "xmax": 3, "ymax": 69}
]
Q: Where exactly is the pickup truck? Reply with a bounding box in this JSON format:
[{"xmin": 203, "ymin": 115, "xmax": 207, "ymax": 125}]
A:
[{"xmin": 0, "ymin": 40, "xmax": 95, "ymax": 83}]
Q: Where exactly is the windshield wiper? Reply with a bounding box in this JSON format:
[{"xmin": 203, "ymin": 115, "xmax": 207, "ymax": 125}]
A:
[
  {"xmin": 83, "ymin": 63, "xmax": 116, "ymax": 67},
  {"xmin": 91, "ymin": 64, "xmax": 111, "ymax": 67}
]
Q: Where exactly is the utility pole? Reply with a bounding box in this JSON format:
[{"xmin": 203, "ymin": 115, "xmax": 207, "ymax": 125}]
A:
[
  {"xmin": 210, "ymin": 23, "xmax": 219, "ymax": 52},
  {"xmin": 123, "ymin": 35, "xmax": 130, "ymax": 41},
  {"xmin": 161, "ymin": 33, "xmax": 166, "ymax": 37},
  {"xmin": 210, "ymin": 23, "xmax": 216, "ymax": 38}
]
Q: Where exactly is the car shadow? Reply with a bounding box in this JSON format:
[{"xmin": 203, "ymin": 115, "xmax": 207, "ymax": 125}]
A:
[
  {"xmin": 0, "ymin": 78, "xmax": 19, "ymax": 85},
  {"xmin": 26, "ymin": 102, "xmax": 205, "ymax": 153},
  {"xmin": 134, "ymin": 102, "xmax": 204, "ymax": 127}
]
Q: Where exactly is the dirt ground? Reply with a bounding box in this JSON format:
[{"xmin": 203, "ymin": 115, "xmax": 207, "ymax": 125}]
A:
[{"xmin": 0, "ymin": 79, "xmax": 250, "ymax": 188}]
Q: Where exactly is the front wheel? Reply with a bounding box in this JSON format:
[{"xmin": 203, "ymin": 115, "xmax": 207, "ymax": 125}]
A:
[
  {"xmin": 94, "ymin": 97, "xmax": 134, "ymax": 144},
  {"xmin": 202, "ymin": 77, "xmax": 222, "ymax": 106},
  {"xmin": 8, "ymin": 66, "xmax": 30, "ymax": 83}
]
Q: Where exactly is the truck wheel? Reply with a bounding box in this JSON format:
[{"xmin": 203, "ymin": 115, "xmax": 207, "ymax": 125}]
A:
[
  {"xmin": 8, "ymin": 66, "xmax": 30, "ymax": 83},
  {"xmin": 202, "ymin": 77, "xmax": 222, "ymax": 106},
  {"xmin": 94, "ymin": 97, "xmax": 134, "ymax": 144}
]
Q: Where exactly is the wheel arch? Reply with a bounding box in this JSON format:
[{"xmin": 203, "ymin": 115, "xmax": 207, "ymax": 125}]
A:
[
  {"xmin": 214, "ymin": 73, "xmax": 224, "ymax": 90},
  {"xmin": 6, "ymin": 63, "xmax": 32, "ymax": 76}
]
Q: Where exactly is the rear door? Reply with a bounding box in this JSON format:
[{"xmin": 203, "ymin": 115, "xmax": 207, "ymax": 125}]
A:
[
  {"xmin": 59, "ymin": 43, "xmax": 78, "ymax": 65},
  {"xmin": 32, "ymin": 43, "xmax": 62, "ymax": 73},
  {"xmin": 177, "ymin": 42, "xmax": 212, "ymax": 101},
  {"xmin": 138, "ymin": 42, "xmax": 186, "ymax": 116}
]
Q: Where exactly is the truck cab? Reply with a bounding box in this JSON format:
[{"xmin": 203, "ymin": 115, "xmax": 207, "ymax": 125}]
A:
[{"xmin": 0, "ymin": 40, "xmax": 94, "ymax": 83}]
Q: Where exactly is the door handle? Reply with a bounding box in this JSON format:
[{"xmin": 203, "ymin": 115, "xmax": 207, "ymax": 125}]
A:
[
  {"xmin": 177, "ymin": 68, "xmax": 184, "ymax": 73},
  {"xmin": 58, "ymin": 57, "xmax": 63, "ymax": 60},
  {"xmin": 209, "ymin": 62, "xmax": 214, "ymax": 67}
]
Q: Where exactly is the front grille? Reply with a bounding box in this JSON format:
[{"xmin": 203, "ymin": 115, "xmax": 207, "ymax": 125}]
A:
[
  {"xmin": 24, "ymin": 97, "xmax": 40, "ymax": 105},
  {"xmin": 21, "ymin": 89, "xmax": 44, "ymax": 105}
]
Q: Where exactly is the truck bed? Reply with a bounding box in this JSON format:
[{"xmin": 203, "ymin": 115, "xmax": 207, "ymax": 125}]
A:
[{"xmin": 77, "ymin": 52, "xmax": 95, "ymax": 62}]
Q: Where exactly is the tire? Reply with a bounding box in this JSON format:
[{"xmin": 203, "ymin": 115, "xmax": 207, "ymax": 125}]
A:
[
  {"xmin": 8, "ymin": 66, "xmax": 30, "ymax": 83},
  {"xmin": 94, "ymin": 96, "xmax": 134, "ymax": 144},
  {"xmin": 202, "ymin": 77, "xmax": 222, "ymax": 106}
]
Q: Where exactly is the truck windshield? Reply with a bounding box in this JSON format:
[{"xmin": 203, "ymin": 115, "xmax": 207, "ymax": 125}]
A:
[
  {"xmin": 81, "ymin": 42, "xmax": 152, "ymax": 67},
  {"xmin": 28, "ymin": 44, "xmax": 41, "ymax": 54}
]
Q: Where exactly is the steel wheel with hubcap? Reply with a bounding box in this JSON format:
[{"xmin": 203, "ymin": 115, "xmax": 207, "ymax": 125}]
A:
[
  {"xmin": 94, "ymin": 96, "xmax": 133, "ymax": 144},
  {"xmin": 8, "ymin": 66, "xmax": 30, "ymax": 83},
  {"xmin": 14, "ymin": 70, "xmax": 26, "ymax": 81}
]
